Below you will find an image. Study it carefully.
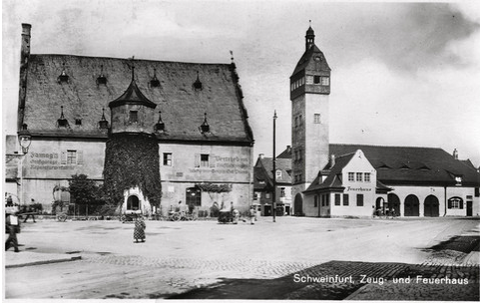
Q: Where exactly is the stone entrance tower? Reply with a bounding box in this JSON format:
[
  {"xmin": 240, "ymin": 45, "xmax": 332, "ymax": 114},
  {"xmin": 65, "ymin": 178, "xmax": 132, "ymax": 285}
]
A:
[{"xmin": 290, "ymin": 24, "xmax": 331, "ymax": 215}]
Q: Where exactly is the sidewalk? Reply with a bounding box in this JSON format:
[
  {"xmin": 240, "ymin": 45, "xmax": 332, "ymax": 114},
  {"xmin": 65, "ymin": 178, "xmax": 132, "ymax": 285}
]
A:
[{"xmin": 5, "ymin": 250, "xmax": 81, "ymax": 268}]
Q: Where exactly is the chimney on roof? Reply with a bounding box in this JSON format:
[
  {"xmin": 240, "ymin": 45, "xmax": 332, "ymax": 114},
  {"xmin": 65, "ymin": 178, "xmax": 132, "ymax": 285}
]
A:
[
  {"xmin": 330, "ymin": 154, "xmax": 336, "ymax": 168},
  {"xmin": 453, "ymin": 148, "xmax": 458, "ymax": 160},
  {"xmin": 259, "ymin": 153, "xmax": 264, "ymax": 159},
  {"xmin": 18, "ymin": 23, "xmax": 32, "ymax": 130}
]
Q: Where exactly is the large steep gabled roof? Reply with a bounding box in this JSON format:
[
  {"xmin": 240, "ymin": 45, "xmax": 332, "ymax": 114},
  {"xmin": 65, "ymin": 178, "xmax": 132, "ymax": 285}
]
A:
[{"xmin": 22, "ymin": 54, "xmax": 253, "ymax": 144}]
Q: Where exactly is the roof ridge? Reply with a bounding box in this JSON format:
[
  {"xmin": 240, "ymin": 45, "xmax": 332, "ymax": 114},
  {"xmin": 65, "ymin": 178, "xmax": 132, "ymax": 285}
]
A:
[
  {"xmin": 330, "ymin": 143, "xmax": 443, "ymax": 150},
  {"xmin": 31, "ymin": 53, "xmax": 231, "ymax": 66}
]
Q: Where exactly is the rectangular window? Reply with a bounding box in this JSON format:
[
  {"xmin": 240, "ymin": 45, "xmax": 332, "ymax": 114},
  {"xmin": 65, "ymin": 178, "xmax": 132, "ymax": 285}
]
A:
[
  {"xmin": 326, "ymin": 195, "xmax": 329, "ymax": 206},
  {"xmin": 314, "ymin": 196, "xmax": 318, "ymax": 207},
  {"xmin": 280, "ymin": 188, "xmax": 286, "ymax": 197},
  {"xmin": 364, "ymin": 173, "xmax": 371, "ymax": 182},
  {"xmin": 163, "ymin": 153, "xmax": 172, "ymax": 166},
  {"xmin": 320, "ymin": 77, "xmax": 330, "ymax": 86},
  {"xmin": 200, "ymin": 154, "xmax": 209, "ymax": 167},
  {"xmin": 357, "ymin": 194, "xmax": 364, "ymax": 206},
  {"xmin": 343, "ymin": 194, "xmax": 349, "ymax": 206},
  {"xmin": 129, "ymin": 111, "xmax": 138, "ymax": 123},
  {"xmin": 314, "ymin": 113, "xmax": 321, "ymax": 124},
  {"xmin": 335, "ymin": 194, "xmax": 341, "ymax": 206},
  {"xmin": 314, "ymin": 75, "xmax": 320, "ymax": 84},
  {"xmin": 356, "ymin": 173, "xmax": 363, "ymax": 182},
  {"xmin": 67, "ymin": 150, "xmax": 77, "ymax": 165},
  {"xmin": 348, "ymin": 172, "xmax": 355, "ymax": 182}
]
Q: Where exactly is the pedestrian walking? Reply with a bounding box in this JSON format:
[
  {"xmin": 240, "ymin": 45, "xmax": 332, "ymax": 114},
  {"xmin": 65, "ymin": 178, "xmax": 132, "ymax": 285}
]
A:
[
  {"xmin": 23, "ymin": 200, "xmax": 37, "ymax": 223},
  {"xmin": 5, "ymin": 212, "xmax": 20, "ymax": 252},
  {"xmin": 249, "ymin": 206, "xmax": 256, "ymax": 225},
  {"xmin": 133, "ymin": 215, "xmax": 146, "ymax": 243}
]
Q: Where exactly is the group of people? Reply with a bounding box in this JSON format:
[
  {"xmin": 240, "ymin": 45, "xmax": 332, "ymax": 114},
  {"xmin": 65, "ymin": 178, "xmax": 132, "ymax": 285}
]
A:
[{"xmin": 133, "ymin": 202, "xmax": 258, "ymax": 243}]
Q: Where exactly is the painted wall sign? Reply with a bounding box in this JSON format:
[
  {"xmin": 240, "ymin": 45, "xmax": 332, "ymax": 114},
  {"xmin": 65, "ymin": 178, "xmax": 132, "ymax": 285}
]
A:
[{"xmin": 346, "ymin": 186, "xmax": 372, "ymax": 192}]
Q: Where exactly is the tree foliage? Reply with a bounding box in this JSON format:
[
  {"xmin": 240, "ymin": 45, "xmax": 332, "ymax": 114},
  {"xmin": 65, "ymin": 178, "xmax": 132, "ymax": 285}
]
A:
[
  {"xmin": 69, "ymin": 174, "xmax": 101, "ymax": 206},
  {"xmin": 103, "ymin": 133, "xmax": 162, "ymax": 208}
]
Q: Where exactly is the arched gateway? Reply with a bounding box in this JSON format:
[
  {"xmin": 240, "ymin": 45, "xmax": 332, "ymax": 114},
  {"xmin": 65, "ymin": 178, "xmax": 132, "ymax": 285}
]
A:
[
  {"xmin": 424, "ymin": 195, "xmax": 439, "ymax": 217},
  {"xmin": 404, "ymin": 194, "xmax": 420, "ymax": 216}
]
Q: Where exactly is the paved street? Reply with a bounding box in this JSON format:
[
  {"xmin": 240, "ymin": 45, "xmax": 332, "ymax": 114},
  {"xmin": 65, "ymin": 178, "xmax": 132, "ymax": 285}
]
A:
[{"xmin": 4, "ymin": 216, "xmax": 480, "ymax": 300}]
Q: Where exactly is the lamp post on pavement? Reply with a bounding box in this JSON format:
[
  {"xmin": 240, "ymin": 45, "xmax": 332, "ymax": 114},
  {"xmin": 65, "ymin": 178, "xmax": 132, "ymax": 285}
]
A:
[
  {"xmin": 272, "ymin": 111, "xmax": 277, "ymax": 223},
  {"xmin": 18, "ymin": 123, "xmax": 32, "ymax": 207}
]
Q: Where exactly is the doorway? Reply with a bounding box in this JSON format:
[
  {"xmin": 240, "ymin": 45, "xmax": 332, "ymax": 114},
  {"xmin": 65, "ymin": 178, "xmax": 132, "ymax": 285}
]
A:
[
  {"xmin": 294, "ymin": 194, "xmax": 303, "ymax": 216},
  {"xmin": 424, "ymin": 195, "xmax": 439, "ymax": 217},
  {"xmin": 404, "ymin": 195, "xmax": 419, "ymax": 216}
]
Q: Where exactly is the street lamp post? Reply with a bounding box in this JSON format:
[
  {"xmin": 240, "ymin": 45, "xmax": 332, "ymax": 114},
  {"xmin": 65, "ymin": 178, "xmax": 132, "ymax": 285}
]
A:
[
  {"xmin": 18, "ymin": 123, "xmax": 32, "ymax": 207},
  {"xmin": 272, "ymin": 111, "xmax": 277, "ymax": 223}
]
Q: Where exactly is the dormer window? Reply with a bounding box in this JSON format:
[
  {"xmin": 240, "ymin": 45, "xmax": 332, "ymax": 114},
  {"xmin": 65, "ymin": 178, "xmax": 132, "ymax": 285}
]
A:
[
  {"xmin": 455, "ymin": 176, "xmax": 462, "ymax": 186},
  {"xmin": 155, "ymin": 111, "xmax": 165, "ymax": 132},
  {"xmin": 193, "ymin": 71, "xmax": 203, "ymax": 90},
  {"xmin": 150, "ymin": 68, "xmax": 160, "ymax": 88},
  {"xmin": 96, "ymin": 65, "xmax": 107, "ymax": 85},
  {"xmin": 57, "ymin": 63, "xmax": 69, "ymax": 84},
  {"xmin": 129, "ymin": 111, "xmax": 138, "ymax": 123},
  {"xmin": 200, "ymin": 112, "xmax": 210, "ymax": 133},
  {"xmin": 75, "ymin": 119, "xmax": 82, "ymax": 126},
  {"xmin": 57, "ymin": 106, "xmax": 70, "ymax": 128},
  {"xmin": 98, "ymin": 108, "xmax": 109, "ymax": 129}
]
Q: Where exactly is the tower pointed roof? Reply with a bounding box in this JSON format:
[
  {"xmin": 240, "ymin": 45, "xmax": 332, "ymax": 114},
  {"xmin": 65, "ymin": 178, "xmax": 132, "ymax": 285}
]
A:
[{"xmin": 109, "ymin": 70, "xmax": 156, "ymax": 109}]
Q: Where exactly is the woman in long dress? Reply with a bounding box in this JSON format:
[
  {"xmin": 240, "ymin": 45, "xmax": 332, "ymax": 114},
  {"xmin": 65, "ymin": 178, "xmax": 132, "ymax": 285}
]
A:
[{"xmin": 133, "ymin": 216, "xmax": 146, "ymax": 243}]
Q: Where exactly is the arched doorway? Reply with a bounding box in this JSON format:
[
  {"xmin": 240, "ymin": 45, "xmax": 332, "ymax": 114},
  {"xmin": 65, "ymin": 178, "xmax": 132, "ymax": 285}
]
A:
[
  {"xmin": 404, "ymin": 194, "xmax": 419, "ymax": 216},
  {"xmin": 294, "ymin": 193, "xmax": 303, "ymax": 216},
  {"xmin": 424, "ymin": 195, "xmax": 439, "ymax": 217},
  {"xmin": 387, "ymin": 194, "xmax": 401, "ymax": 216},
  {"xmin": 127, "ymin": 195, "xmax": 140, "ymax": 211}
]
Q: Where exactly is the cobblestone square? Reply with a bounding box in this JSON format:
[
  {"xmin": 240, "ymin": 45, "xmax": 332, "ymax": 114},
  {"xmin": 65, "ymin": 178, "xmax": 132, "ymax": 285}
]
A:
[{"xmin": 4, "ymin": 216, "xmax": 480, "ymax": 300}]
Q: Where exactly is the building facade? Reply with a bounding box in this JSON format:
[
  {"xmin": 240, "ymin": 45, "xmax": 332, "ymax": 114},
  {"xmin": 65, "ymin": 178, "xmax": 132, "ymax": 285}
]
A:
[
  {"xmin": 253, "ymin": 150, "xmax": 293, "ymax": 216},
  {"xmin": 290, "ymin": 26, "xmax": 480, "ymax": 218},
  {"xmin": 12, "ymin": 24, "xmax": 254, "ymax": 215}
]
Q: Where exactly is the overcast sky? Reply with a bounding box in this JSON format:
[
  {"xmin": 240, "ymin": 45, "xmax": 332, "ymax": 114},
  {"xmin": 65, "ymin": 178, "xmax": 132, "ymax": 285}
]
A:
[{"xmin": 3, "ymin": 0, "xmax": 480, "ymax": 166}]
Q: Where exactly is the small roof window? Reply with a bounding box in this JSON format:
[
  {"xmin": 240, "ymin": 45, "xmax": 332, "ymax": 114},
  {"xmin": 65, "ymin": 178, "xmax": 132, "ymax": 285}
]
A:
[{"xmin": 57, "ymin": 106, "xmax": 70, "ymax": 128}]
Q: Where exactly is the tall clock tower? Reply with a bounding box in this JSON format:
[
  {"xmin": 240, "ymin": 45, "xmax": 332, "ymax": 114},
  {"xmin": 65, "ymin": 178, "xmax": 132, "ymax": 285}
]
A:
[{"xmin": 290, "ymin": 25, "xmax": 331, "ymax": 215}]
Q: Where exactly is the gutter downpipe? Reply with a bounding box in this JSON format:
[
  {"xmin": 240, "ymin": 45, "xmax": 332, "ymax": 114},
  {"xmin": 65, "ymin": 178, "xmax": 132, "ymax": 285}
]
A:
[{"xmin": 444, "ymin": 186, "xmax": 447, "ymax": 217}]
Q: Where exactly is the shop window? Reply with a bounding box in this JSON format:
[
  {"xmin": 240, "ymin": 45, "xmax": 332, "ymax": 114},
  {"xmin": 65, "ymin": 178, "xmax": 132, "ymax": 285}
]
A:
[
  {"xmin": 343, "ymin": 194, "xmax": 349, "ymax": 206},
  {"xmin": 356, "ymin": 194, "xmax": 364, "ymax": 206},
  {"xmin": 163, "ymin": 153, "xmax": 172, "ymax": 166}
]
